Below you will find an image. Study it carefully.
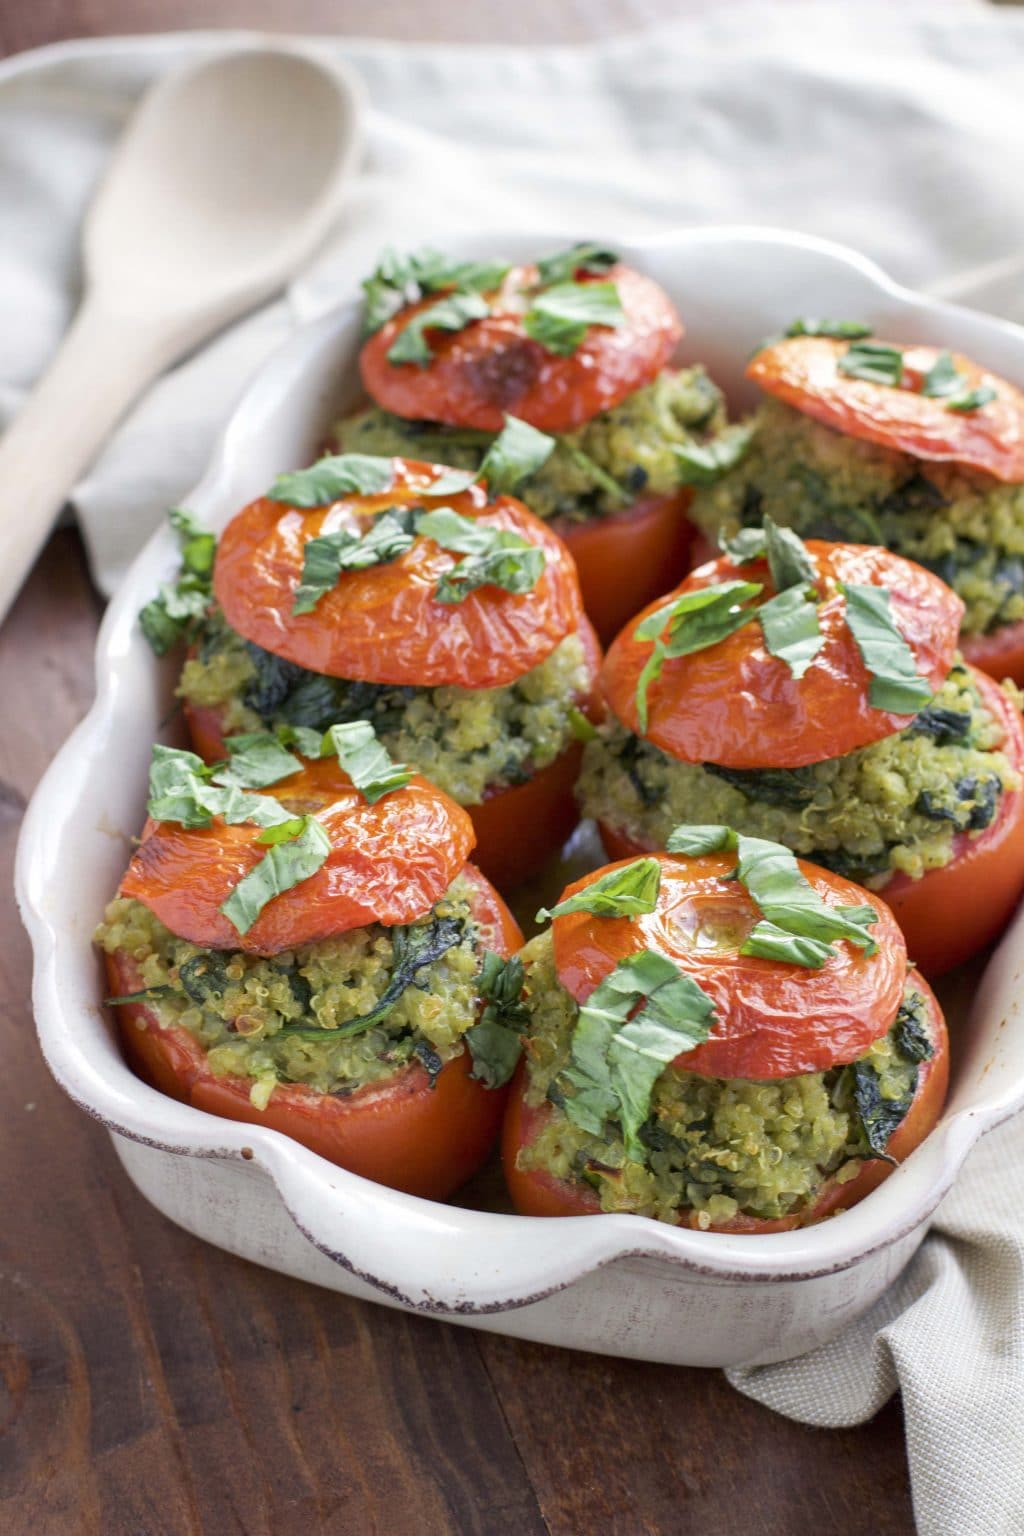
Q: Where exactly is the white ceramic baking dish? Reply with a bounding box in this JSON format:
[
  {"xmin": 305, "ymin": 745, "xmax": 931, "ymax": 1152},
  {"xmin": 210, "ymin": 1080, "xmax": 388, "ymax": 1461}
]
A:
[{"xmin": 17, "ymin": 227, "xmax": 1024, "ymax": 1368}]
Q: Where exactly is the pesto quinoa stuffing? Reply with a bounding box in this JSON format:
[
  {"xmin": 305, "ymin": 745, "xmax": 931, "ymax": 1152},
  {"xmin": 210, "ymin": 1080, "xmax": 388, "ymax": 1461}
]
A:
[
  {"xmin": 178, "ymin": 610, "xmax": 589, "ymax": 805},
  {"xmin": 96, "ymin": 876, "xmax": 488, "ymax": 1107},
  {"xmin": 516, "ymin": 933, "xmax": 928, "ymax": 1224},
  {"xmin": 578, "ymin": 660, "xmax": 1021, "ymax": 884},
  {"xmin": 690, "ymin": 397, "xmax": 1024, "ymax": 637},
  {"xmin": 334, "ymin": 368, "xmax": 726, "ymax": 525}
]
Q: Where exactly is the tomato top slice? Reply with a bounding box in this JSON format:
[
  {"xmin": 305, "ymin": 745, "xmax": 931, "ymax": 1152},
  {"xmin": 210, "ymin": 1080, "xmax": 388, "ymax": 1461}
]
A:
[
  {"xmin": 748, "ymin": 335, "xmax": 1024, "ymax": 482},
  {"xmin": 551, "ymin": 852, "xmax": 907, "ymax": 1079},
  {"xmin": 359, "ymin": 263, "xmax": 682, "ymax": 434},
  {"xmin": 120, "ymin": 757, "xmax": 476, "ymax": 954},
  {"xmin": 214, "ymin": 459, "xmax": 583, "ymax": 689},
  {"xmin": 602, "ymin": 541, "xmax": 962, "ymax": 768}
]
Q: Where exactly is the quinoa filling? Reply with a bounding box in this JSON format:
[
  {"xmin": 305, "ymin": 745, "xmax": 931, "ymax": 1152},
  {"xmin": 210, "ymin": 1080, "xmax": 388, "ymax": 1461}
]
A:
[
  {"xmin": 577, "ymin": 660, "xmax": 1020, "ymax": 884},
  {"xmin": 178, "ymin": 610, "xmax": 590, "ymax": 805},
  {"xmin": 689, "ymin": 397, "xmax": 1024, "ymax": 637},
  {"xmin": 96, "ymin": 877, "xmax": 491, "ymax": 1106},
  {"xmin": 334, "ymin": 368, "xmax": 725, "ymax": 525},
  {"xmin": 516, "ymin": 932, "xmax": 931, "ymax": 1224}
]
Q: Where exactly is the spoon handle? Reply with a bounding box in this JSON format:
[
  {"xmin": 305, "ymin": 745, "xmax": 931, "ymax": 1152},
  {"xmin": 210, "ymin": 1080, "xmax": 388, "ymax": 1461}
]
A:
[{"xmin": 0, "ymin": 294, "xmax": 177, "ymax": 626}]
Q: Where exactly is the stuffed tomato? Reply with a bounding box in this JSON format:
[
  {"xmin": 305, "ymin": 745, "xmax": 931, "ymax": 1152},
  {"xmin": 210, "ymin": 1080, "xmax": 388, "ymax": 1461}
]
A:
[
  {"xmin": 333, "ymin": 243, "xmax": 727, "ymax": 641},
  {"xmin": 686, "ymin": 322, "xmax": 1024, "ymax": 683},
  {"xmin": 96, "ymin": 739, "xmax": 527, "ymax": 1199},
  {"xmin": 171, "ymin": 432, "xmax": 602, "ymax": 888},
  {"xmin": 503, "ymin": 838, "xmax": 948, "ymax": 1230},
  {"xmin": 578, "ymin": 529, "xmax": 1024, "ymax": 976}
]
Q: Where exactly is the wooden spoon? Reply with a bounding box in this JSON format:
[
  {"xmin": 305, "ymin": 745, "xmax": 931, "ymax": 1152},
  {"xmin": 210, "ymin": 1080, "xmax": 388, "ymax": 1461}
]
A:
[{"xmin": 0, "ymin": 47, "xmax": 364, "ymax": 624}]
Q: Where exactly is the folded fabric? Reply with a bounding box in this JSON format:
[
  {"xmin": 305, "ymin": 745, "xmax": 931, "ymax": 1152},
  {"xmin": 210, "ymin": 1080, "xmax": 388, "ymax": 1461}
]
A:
[{"xmin": 4, "ymin": 8, "xmax": 1024, "ymax": 1530}]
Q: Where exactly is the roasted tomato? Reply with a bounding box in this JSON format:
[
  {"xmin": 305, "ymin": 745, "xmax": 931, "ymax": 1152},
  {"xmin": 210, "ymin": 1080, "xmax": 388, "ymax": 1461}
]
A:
[
  {"xmin": 108, "ymin": 863, "xmax": 523, "ymax": 1200},
  {"xmin": 213, "ymin": 460, "xmax": 583, "ymax": 691},
  {"xmin": 962, "ymin": 617, "xmax": 1024, "ymax": 689},
  {"xmin": 121, "ymin": 757, "xmax": 475, "ymax": 954},
  {"xmin": 502, "ymin": 970, "xmax": 948, "ymax": 1230},
  {"xmin": 556, "ymin": 491, "xmax": 695, "ymax": 647},
  {"xmin": 602, "ymin": 542, "xmax": 962, "ymax": 768},
  {"xmin": 748, "ymin": 336, "xmax": 1024, "ymax": 483},
  {"xmin": 598, "ymin": 665, "xmax": 1024, "ymax": 980},
  {"xmin": 360, "ymin": 263, "xmax": 682, "ymax": 436}
]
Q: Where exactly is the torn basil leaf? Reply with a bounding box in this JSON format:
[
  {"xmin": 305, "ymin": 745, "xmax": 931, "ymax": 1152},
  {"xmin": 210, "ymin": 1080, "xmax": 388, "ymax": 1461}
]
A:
[
  {"xmin": 466, "ymin": 951, "xmax": 529, "ymax": 1088},
  {"xmin": 476, "ymin": 415, "xmax": 556, "ymax": 497},
  {"xmin": 269, "ymin": 453, "xmax": 396, "ymax": 508},
  {"xmin": 674, "ymin": 423, "xmax": 755, "ymax": 486},
  {"xmin": 219, "ymin": 816, "xmax": 331, "ymax": 936},
  {"xmin": 840, "ymin": 581, "xmax": 933, "ymax": 714},
  {"xmin": 837, "ymin": 341, "xmax": 905, "ymax": 387},
  {"xmin": 946, "ymin": 384, "xmax": 997, "ymax": 413},
  {"xmin": 417, "ymin": 507, "xmax": 545, "ymax": 603},
  {"xmin": 536, "ymin": 857, "xmax": 662, "ymax": 923},
  {"xmin": 739, "ymin": 920, "xmax": 835, "ymax": 969},
  {"xmin": 387, "ymin": 290, "xmax": 491, "ymax": 367},
  {"xmin": 322, "ymin": 720, "xmax": 411, "ymax": 803},
  {"xmin": 562, "ymin": 948, "xmax": 716, "ymax": 1159},
  {"xmin": 786, "ymin": 318, "xmax": 874, "ymax": 340},
  {"xmin": 138, "ymin": 507, "xmax": 216, "ymax": 656},
  {"xmin": 523, "ymin": 280, "xmax": 625, "ymax": 356},
  {"xmin": 361, "ymin": 247, "xmax": 510, "ymax": 336},
  {"xmin": 293, "ymin": 508, "xmax": 417, "ymax": 615},
  {"xmin": 763, "ymin": 517, "xmax": 818, "ymax": 592},
  {"xmin": 146, "ymin": 745, "xmax": 296, "ymax": 832},
  {"xmin": 215, "ymin": 732, "xmax": 304, "ymax": 790},
  {"xmin": 633, "ymin": 580, "xmax": 762, "ymax": 730},
  {"xmin": 758, "ymin": 585, "xmax": 823, "ymax": 679},
  {"xmin": 920, "ymin": 350, "xmax": 963, "ymax": 399},
  {"xmin": 535, "ymin": 242, "xmax": 619, "ymax": 287}
]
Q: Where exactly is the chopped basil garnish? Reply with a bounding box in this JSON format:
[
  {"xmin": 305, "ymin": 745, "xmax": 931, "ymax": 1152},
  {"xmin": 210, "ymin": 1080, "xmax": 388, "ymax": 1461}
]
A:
[
  {"xmin": 269, "ymin": 454, "xmax": 395, "ymax": 508},
  {"xmin": 219, "ymin": 816, "xmax": 331, "ymax": 936},
  {"xmin": 416, "ymin": 507, "xmax": 545, "ymax": 603},
  {"xmin": 841, "ymin": 582, "xmax": 933, "ymax": 714},
  {"xmin": 476, "ymin": 415, "xmax": 556, "ymax": 497},
  {"xmin": 218, "ymin": 732, "xmax": 304, "ymax": 789},
  {"xmin": 837, "ymin": 341, "xmax": 905, "ymax": 387},
  {"xmin": 361, "ymin": 247, "xmax": 510, "ymax": 336},
  {"xmin": 757, "ymin": 585, "xmax": 823, "ymax": 680},
  {"xmin": 633, "ymin": 580, "xmax": 763, "ymax": 730},
  {"xmin": 568, "ymin": 705, "xmax": 598, "ymax": 742},
  {"xmin": 536, "ymin": 857, "xmax": 662, "ymax": 924},
  {"xmin": 786, "ymin": 318, "xmax": 874, "ymax": 340},
  {"xmin": 466, "ymin": 952, "xmax": 529, "ymax": 1088},
  {"xmin": 139, "ymin": 507, "xmax": 216, "ymax": 656},
  {"xmin": 146, "ymin": 745, "xmax": 297, "ymax": 831},
  {"xmin": 946, "ymin": 383, "xmax": 997, "ymax": 413},
  {"xmin": 523, "ymin": 279, "xmax": 625, "ymax": 357},
  {"xmin": 535, "ymin": 242, "xmax": 619, "ymax": 287},
  {"xmin": 562, "ymin": 948, "xmax": 716, "ymax": 1159},
  {"xmin": 293, "ymin": 508, "xmax": 417, "ymax": 615},
  {"xmin": 666, "ymin": 825, "xmax": 879, "ymax": 965},
  {"xmin": 762, "ymin": 517, "xmax": 818, "ymax": 591},
  {"xmin": 386, "ymin": 289, "xmax": 491, "ymax": 367},
  {"xmin": 322, "ymin": 719, "xmax": 411, "ymax": 803},
  {"xmin": 920, "ymin": 350, "xmax": 963, "ymax": 399},
  {"xmin": 674, "ymin": 423, "xmax": 755, "ymax": 486}
]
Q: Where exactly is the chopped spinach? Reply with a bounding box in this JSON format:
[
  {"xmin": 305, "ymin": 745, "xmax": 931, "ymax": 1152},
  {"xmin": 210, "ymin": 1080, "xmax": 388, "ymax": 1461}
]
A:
[
  {"xmin": 846, "ymin": 1059, "xmax": 917, "ymax": 1163},
  {"xmin": 894, "ymin": 992, "xmax": 934, "ymax": 1066},
  {"xmin": 703, "ymin": 761, "xmax": 818, "ymax": 809},
  {"xmin": 178, "ymin": 952, "xmax": 232, "ymax": 1006},
  {"xmin": 413, "ymin": 1039, "xmax": 444, "ymax": 1086},
  {"xmin": 916, "ymin": 774, "xmax": 1000, "ymax": 832},
  {"xmin": 466, "ymin": 952, "xmax": 528, "ymax": 1088},
  {"xmin": 905, "ymin": 702, "xmax": 972, "ymax": 747}
]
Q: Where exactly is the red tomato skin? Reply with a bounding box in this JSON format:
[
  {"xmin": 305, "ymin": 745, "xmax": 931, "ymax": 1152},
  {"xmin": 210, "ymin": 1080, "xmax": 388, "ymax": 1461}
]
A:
[
  {"xmin": 599, "ymin": 667, "xmax": 1024, "ymax": 980},
  {"xmin": 502, "ymin": 970, "xmax": 947, "ymax": 1229},
  {"xmin": 360, "ymin": 264, "xmax": 682, "ymax": 435},
  {"xmin": 121, "ymin": 758, "xmax": 476, "ymax": 954},
  {"xmin": 962, "ymin": 617, "xmax": 1024, "ymax": 689},
  {"xmin": 748, "ymin": 336, "xmax": 1024, "ymax": 483},
  {"xmin": 551, "ymin": 852, "xmax": 907, "ymax": 1080},
  {"xmin": 213, "ymin": 462, "xmax": 583, "ymax": 691},
  {"xmin": 107, "ymin": 863, "xmax": 523, "ymax": 1199},
  {"xmin": 602, "ymin": 542, "xmax": 963, "ymax": 769},
  {"xmin": 557, "ymin": 492, "xmax": 695, "ymax": 647}
]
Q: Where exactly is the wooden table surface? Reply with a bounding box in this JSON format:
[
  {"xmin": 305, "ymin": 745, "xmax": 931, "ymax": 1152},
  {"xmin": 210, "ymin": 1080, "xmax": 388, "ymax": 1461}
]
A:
[{"xmin": 1, "ymin": 4, "xmax": 918, "ymax": 1532}]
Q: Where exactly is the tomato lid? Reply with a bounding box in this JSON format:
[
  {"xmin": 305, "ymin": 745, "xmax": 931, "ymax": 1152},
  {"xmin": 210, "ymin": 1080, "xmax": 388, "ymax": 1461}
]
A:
[
  {"xmin": 748, "ymin": 335, "xmax": 1024, "ymax": 483},
  {"xmin": 602, "ymin": 541, "xmax": 962, "ymax": 768},
  {"xmin": 551, "ymin": 852, "xmax": 907, "ymax": 1079},
  {"xmin": 213, "ymin": 459, "xmax": 583, "ymax": 690},
  {"xmin": 359, "ymin": 263, "xmax": 682, "ymax": 435},
  {"xmin": 120, "ymin": 757, "xmax": 476, "ymax": 953}
]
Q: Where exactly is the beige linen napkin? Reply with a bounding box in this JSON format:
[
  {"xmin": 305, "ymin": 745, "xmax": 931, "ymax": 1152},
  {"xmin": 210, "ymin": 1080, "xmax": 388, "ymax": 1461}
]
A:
[{"xmin": 4, "ymin": 8, "xmax": 1024, "ymax": 1530}]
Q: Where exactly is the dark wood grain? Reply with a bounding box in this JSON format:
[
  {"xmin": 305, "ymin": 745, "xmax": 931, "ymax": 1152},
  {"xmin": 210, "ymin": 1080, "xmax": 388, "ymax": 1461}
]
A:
[{"xmin": 1, "ymin": 6, "xmax": 917, "ymax": 1532}]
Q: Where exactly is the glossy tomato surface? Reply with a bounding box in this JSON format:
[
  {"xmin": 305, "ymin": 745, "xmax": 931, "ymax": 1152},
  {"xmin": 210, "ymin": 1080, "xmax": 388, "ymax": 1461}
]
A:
[
  {"xmin": 108, "ymin": 863, "xmax": 522, "ymax": 1199},
  {"xmin": 503, "ymin": 970, "xmax": 947, "ymax": 1230},
  {"xmin": 551, "ymin": 851, "xmax": 907, "ymax": 1079},
  {"xmin": 602, "ymin": 541, "xmax": 962, "ymax": 768},
  {"xmin": 962, "ymin": 616, "xmax": 1024, "ymax": 688},
  {"xmin": 214, "ymin": 460, "xmax": 583, "ymax": 691},
  {"xmin": 558, "ymin": 491, "xmax": 695, "ymax": 647},
  {"xmin": 121, "ymin": 757, "xmax": 475, "ymax": 954},
  {"xmin": 360, "ymin": 263, "xmax": 682, "ymax": 435},
  {"xmin": 748, "ymin": 336, "xmax": 1024, "ymax": 482}
]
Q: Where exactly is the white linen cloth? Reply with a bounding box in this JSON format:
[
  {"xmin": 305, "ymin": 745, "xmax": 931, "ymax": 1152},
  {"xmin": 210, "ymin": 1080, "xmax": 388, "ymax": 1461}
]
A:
[{"xmin": 4, "ymin": 8, "xmax": 1024, "ymax": 1530}]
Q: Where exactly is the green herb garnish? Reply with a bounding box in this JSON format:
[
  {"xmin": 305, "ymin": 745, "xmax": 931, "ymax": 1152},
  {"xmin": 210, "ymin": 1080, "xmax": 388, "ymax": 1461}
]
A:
[
  {"xmin": 523, "ymin": 279, "xmax": 625, "ymax": 356},
  {"xmin": 476, "ymin": 415, "xmax": 556, "ymax": 497},
  {"xmin": 219, "ymin": 816, "xmax": 332, "ymax": 936},
  {"xmin": 837, "ymin": 341, "xmax": 905, "ymax": 387},
  {"xmin": 269, "ymin": 454, "xmax": 396, "ymax": 508},
  {"xmin": 139, "ymin": 508, "xmax": 216, "ymax": 656},
  {"xmin": 840, "ymin": 581, "xmax": 933, "ymax": 714},
  {"xmin": 466, "ymin": 952, "xmax": 529, "ymax": 1088},
  {"xmin": 536, "ymin": 857, "xmax": 662, "ymax": 924},
  {"xmin": 633, "ymin": 580, "xmax": 763, "ymax": 730},
  {"xmin": 786, "ymin": 318, "xmax": 874, "ymax": 340},
  {"xmin": 292, "ymin": 508, "xmax": 417, "ymax": 615},
  {"xmin": 535, "ymin": 242, "xmax": 619, "ymax": 287},
  {"xmin": 361, "ymin": 247, "xmax": 510, "ymax": 336},
  {"xmin": 387, "ymin": 290, "xmax": 491, "ymax": 367},
  {"xmin": 946, "ymin": 384, "xmax": 997, "ymax": 413},
  {"xmin": 674, "ymin": 423, "xmax": 755, "ymax": 486},
  {"xmin": 322, "ymin": 720, "xmax": 411, "ymax": 803},
  {"xmin": 217, "ymin": 732, "xmax": 305, "ymax": 789},
  {"xmin": 416, "ymin": 507, "xmax": 545, "ymax": 603},
  {"xmin": 757, "ymin": 585, "xmax": 823, "ymax": 679},
  {"xmin": 920, "ymin": 350, "xmax": 963, "ymax": 399}
]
